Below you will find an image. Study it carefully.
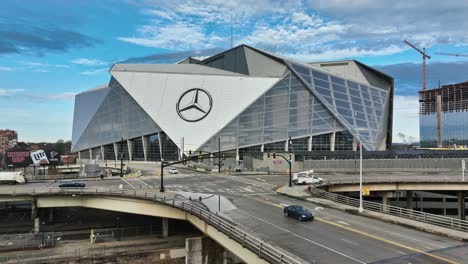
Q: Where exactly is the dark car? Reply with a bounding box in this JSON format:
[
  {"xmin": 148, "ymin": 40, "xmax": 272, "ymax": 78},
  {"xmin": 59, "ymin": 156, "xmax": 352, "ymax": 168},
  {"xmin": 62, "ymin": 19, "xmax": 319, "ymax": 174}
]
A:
[
  {"xmin": 283, "ymin": 205, "xmax": 314, "ymax": 221},
  {"xmin": 59, "ymin": 181, "xmax": 86, "ymax": 188}
]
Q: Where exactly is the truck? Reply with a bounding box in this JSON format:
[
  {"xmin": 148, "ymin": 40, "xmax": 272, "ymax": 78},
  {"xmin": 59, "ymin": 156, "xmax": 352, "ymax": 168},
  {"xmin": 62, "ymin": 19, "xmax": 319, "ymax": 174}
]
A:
[
  {"xmin": 292, "ymin": 170, "xmax": 323, "ymax": 185},
  {"xmin": 0, "ymin": 171, "xmax": 26, "ymax": 184}
]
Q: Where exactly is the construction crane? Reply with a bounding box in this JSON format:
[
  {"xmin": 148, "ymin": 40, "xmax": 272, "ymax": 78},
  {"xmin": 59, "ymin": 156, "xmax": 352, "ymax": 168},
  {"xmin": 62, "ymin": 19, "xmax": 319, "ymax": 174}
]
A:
[
  {"xmin": 404, "ymin": 40, "xmax": 431, "ymax": 91},
  {"xmin": 435, "ymin": 52, "xmax": 468, "ymax": 57}
]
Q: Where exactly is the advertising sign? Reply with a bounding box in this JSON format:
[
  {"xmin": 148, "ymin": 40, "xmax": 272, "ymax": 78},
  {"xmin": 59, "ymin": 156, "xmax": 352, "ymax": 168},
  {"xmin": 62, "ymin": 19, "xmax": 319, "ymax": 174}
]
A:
[{"xmin": 6, "ymin": 150, "xmax": 61, "ymax": 167}]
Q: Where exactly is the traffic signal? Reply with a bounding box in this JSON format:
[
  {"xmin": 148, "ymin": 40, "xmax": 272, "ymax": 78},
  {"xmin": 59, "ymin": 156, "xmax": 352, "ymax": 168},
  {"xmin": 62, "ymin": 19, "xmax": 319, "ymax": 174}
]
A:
[
  {"xmin": 189, "ymin": 150, "xmax": 192, "ymax": 156},
  {"xmin": 222, "ymin": 154, "xmax": 226, "ymax": 160},
  {"xmin": 273, "ymin": 152, "xmax": 276, "ymax": 158}
]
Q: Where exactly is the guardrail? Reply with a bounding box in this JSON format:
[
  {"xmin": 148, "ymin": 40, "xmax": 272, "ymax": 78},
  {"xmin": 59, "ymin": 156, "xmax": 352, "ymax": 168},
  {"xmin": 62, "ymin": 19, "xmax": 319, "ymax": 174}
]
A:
[
  {"xmin": 309, "ymin": 186, "xmax": 468, "ymax": 232},
  {"xmin": 0, "ymin": 188, "xmax": 302, "ymax": 264},
  {"xmin": 319, "ymin": 175, "xmax": 467, "ymax": 186}
]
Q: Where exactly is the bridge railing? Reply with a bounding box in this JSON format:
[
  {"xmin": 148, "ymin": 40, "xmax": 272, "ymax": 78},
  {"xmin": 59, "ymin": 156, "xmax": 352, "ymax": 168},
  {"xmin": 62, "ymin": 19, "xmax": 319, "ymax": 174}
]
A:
[
  {"xmin": 309, "ymin": 186, "xmax": 468, "ymax": 232},
  {"xmin": 321, "ymin": 175, "xmax": 465, "ymax": 186},
  {"xmin": 1, "ymin": 188, "xmax": 303, "ymax": 264}
]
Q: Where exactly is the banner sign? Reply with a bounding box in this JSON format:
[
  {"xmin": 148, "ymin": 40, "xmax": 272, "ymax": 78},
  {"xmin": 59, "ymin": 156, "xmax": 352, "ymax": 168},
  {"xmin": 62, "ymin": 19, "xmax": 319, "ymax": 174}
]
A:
[{"xmin": 6, "ymin": 150, "xmax": 61, "ymax": 167}]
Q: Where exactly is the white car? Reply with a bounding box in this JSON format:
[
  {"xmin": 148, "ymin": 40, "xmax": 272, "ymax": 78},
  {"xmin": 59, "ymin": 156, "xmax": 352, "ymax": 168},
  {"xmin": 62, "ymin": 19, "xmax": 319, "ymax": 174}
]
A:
[
  {"xmin": 168, "ymin": 167, "xmax": 178, "ymax": 174},
  {"xmin": 292, "ymin": 171, "xmax": 323, "ymax": 185}
]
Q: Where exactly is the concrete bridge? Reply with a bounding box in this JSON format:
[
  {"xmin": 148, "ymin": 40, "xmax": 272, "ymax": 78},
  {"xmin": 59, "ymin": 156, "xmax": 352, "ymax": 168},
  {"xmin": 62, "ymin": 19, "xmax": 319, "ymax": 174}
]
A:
[
  {"xmin": 0, "ymin": 187, "xmax": 301, "ymax": 264},
  {"xmin": 319, "ymin": 176, "xmax": 468, "ymax": 220}
]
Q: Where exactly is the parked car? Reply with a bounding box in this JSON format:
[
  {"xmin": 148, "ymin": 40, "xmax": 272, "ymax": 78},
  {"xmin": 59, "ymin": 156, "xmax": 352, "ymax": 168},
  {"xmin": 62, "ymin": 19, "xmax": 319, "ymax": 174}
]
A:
[
  {"xmin": 292, "ymin": 170, "xmax": 323, "ymax": 185},
  {"xmin": 283, "ymin": 205, "xmax": 314, "ymax": 221},
  {"xmin": 59, "ymin": 181, "xmax": 86, "ymax": 188},
  {"xmin": 168, "ymin": 167, "xmax": 178, "ymax": 174}
]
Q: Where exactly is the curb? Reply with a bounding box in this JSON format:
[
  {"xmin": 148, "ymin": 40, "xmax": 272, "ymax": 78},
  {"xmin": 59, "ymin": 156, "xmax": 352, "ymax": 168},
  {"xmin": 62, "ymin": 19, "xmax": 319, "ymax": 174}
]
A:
[{"xmin": 276, "ymin": 188, "xmax": 468, "ymax": 242}]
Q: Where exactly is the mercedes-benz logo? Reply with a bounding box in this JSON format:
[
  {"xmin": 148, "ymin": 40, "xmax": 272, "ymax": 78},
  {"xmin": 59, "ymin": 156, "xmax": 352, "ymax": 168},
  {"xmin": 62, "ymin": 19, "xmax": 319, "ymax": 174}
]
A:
[{"xmin": 176, "ymin": 88, "xmax": 213, "ymax": 122}]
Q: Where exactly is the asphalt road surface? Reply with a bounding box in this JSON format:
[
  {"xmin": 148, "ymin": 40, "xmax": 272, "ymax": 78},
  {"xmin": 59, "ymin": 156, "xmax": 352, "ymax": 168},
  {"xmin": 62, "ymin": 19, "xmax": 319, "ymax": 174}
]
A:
[{"xmin": 10, "ymin": 170, "xmax": 468, "ymax": 264}]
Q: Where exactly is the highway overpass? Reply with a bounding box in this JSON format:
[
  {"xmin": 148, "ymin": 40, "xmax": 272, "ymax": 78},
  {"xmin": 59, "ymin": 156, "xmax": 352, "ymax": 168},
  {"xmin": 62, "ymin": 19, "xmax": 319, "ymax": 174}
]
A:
[{"xmin": 1, "ymin": 171, "xmax": 467, "ymax": 263}]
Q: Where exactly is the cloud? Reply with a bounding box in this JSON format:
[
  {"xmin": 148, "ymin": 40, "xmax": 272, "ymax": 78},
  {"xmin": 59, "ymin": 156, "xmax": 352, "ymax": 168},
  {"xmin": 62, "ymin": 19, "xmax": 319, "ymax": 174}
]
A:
[
  {"xmin": 72, "ymin": 58, "xmax": 108, "ymax": 66},
  {"xmin": 80, "ymin": 68, "xmax": 108, "ymax": 75},
  {"xmin": 0, "ymin": 66, "xmax": 18, "ymax": 71},
  {"xmin": 19, "ymin": 61, "xmax": 71, "ymax": 71},
  {"xmin": 26, "ymin": 92, "xmax": 77, "ymax": 100},
  {"xmin": 123, "ymin": 1, "xmax": 468, "ymax": 61},
  {"xmin": 392, "ymin": 95, "xmax": 419, "ymax": 142},
  {"xmin": 119, "ymin": 22, "xmax": 224, "ymax": 50},
  {"xmin": 376, "ymin": 61, "xmax": 468, "ymax": 96},
  {"xmin": 0, "ymin": 23, "xmax": 99, "ymax": 56},
  {"xmin": 0, "ymin": 88, "xmax": 24, "ymax": 97}
]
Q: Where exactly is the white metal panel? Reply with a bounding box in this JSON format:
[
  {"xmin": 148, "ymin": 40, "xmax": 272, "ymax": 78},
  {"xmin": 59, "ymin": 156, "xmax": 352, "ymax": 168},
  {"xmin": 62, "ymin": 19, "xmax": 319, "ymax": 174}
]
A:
[{"xmin": 111, "ymin": 71, "xmax": 279, "ymax": 150}]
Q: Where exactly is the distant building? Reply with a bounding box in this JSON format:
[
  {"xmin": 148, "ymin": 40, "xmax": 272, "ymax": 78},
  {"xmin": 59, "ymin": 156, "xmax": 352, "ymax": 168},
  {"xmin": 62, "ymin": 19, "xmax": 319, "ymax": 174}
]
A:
[
  {"xmin": 419, "ymin": 81, "xmax": 468, "ymax": 148},
  {"xmin": 72, "ymin": 45, "xmax": 393, "ymax": 162},
  {"xmin": 0, "ymin": 130, "xmax": 17, "ymax": 153}
]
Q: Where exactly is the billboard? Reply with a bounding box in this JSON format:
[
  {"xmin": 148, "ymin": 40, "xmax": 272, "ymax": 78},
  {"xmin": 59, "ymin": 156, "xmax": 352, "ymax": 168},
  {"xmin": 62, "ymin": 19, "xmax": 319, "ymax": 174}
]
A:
[{"xmin": 6, "ymin": 150, "xmax": 61, "ymax": 167}]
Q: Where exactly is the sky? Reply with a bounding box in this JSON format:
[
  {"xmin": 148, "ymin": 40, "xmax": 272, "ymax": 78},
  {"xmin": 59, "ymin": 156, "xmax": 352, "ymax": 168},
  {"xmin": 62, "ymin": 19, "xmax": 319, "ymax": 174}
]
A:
[{"xmin": 1, "ymin": 0, "xmax": 468, "ymax": 143}]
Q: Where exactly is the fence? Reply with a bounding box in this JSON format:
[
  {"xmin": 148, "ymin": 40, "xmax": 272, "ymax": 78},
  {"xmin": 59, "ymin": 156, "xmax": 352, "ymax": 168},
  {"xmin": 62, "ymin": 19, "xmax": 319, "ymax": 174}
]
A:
[
  {"xmin": 320, "ymin": 175, "xmax": 466, "ymax": 186},
  {"xmin": 304, "ymin": 158, "xmax": 467, "ymax": 172},
  {"xmin": 0, "ymin": 187, "xmax": 302, "ymax": 264},
  {"xmin": 0, "ymin": 238, "xmax": 186, "ymax": 263},
  {"xmin": 0, "ymin": 232, "xmax": 61, "ymax": 252},
  {"xmin": 309, "ymin": 186, "xmax": 468, "ymax": 232}
]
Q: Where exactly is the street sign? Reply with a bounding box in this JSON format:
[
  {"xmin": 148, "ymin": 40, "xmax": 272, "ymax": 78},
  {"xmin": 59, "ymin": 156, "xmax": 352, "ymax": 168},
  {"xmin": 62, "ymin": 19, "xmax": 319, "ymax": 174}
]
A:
[
  {"xmin": 462, "ymin": 160, "xmax": 465, "ymax": 170},
  {"xmin": 273, "ymin": 160, "xmax": 283, "ymax": 164},
  {"xmin": 362, "ymin": 187, "xmax": 370, "ymax": 196}
]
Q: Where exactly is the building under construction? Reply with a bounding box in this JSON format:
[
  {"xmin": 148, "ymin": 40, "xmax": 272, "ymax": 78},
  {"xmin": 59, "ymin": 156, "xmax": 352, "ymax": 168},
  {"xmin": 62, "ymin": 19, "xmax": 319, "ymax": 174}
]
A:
[{"xmin": 419, "ymin": 81, "xmax": 468, "ymax": 148}]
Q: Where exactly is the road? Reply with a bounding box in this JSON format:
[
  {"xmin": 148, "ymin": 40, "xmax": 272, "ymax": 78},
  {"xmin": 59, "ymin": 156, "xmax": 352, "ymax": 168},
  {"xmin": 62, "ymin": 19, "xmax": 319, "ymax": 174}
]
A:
[{"xmin": 6, "ymin": 170, "xmax": 468, "ymax": 264}]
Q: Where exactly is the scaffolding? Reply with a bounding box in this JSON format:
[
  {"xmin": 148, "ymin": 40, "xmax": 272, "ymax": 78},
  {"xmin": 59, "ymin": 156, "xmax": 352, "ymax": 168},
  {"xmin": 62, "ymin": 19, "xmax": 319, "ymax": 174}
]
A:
[{"xmin": 419, "ymin": 81, "xmax": 468, "ymax": 115}]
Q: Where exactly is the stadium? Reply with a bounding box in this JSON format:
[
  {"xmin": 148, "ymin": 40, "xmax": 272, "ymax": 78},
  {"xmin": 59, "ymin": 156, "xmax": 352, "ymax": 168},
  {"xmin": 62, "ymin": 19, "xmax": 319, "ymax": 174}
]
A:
[{"xmin": 71, "ymin": 45, "xmax": 393, "ymax": 162}]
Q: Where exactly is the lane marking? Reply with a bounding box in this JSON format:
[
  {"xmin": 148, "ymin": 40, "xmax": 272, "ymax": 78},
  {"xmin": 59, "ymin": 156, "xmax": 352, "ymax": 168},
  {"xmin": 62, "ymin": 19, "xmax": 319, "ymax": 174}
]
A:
[
  {"xmin": 134, "ymin": 177, "xmax": 153, "ymax": 188},
  {"xmin": 246, "ymin": 196, "xmax": 460, "ymax": 264},
  {"xmin": 338, "ymin": 221, "xmax": 350, "ymax": 226},
  {"xmin": 341, "ymin": 239, "xmax": 360, "ymax": 246},
  {"xmin": 238, "ymin": 209, "xmax": 366, "ymax": 264},
  {"xmin": 268, "ymin": 195, "xmax": 446, "ymax": 249},
  {"xmin": 120, "ymin": 178, "xmax": 135, "ymax": 189}
]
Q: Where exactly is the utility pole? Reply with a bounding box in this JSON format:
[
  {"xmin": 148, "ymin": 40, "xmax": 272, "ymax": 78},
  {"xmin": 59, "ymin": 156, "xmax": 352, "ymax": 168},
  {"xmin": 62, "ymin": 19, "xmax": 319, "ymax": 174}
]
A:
[
  {"xmin": 120, "ymin": 138, "xmax": 123, "ymax": 178},
  {"xmin": 218, "ymin": 137, "xmax": 221, "ymax": 173},
  {"xmin": 288, "ymin": 137, "xmax": 292, "ymax": 187},
  {"xmin": 359, "ymin": 142, "xmax": 363, "ymax": 213},
  {"xmin": 160, "ymin": 136, "xmax": 165, "ymax": 192}
]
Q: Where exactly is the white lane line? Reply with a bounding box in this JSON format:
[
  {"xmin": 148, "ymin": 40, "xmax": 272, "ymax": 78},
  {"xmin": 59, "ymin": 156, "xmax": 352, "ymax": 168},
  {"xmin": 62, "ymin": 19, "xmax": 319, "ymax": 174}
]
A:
[
  {"xmin": 338, "ymin": 221, "xmax": 350, "ymax": 226},
  {"xmin": 242, "ymin": 192, "xmax": 276, "ymax": 196},
  {"xmin": 120, "ymin": 178, "xmax": 135, "ymax": 189},
  {"xmin": 294, "ymin": 203, "xmax": 446, "ymax": 250},
  {"xmin": 256, "ymin": 178, "xmax": 266, "ymax": 182},
  {"xmin": 238, "ymin": 209, "xmax": 366, "ymax": 264},
  {"xmin": 134, "ymin": 178, "xmax": 153, "ymax": 188},
  {"xmin": 341, "ymin": 239, "xmax": 360, "ymax": 246}
]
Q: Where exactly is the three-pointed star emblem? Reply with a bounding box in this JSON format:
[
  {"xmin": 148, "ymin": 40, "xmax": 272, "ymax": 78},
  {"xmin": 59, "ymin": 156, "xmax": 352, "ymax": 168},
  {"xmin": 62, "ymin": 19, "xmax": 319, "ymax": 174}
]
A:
[{"xmin": 176, "ymin": 88, "xmax": 213, "ymax": 122}]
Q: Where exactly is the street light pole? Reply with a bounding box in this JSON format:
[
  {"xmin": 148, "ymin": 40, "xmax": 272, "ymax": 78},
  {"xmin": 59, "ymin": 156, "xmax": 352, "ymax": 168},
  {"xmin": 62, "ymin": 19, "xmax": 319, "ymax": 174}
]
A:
[
  {"xmin": 288, "ymin": 136, "xmax": 292, "ymax": 187},
  {"xmin": 160, "ymin": 136, "xmax": 165, "ymax": 192},
  {"xmin": 359, "ymin": 141, "xmax": 363, "ymax": 213},
  {"xmin": 120, "ymin": 138, "xmax": 123, "ymax": 178},
  {"xmin": 218, "ymin": 137, "xmax": 221, "ymax": 173}
]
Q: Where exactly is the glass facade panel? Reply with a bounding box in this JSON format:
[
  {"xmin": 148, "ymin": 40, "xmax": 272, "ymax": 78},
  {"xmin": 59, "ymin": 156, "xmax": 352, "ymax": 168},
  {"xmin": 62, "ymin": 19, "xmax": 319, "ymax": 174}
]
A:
[
  {"xmin": 420, "ymin": 112, "xmax": 468, "ymax": 147},
  {"xmin": 103, "ymin": 144, "xmax": 115, "ymax": 160},
  {"xmin": 289, "ymin": 62, "xmax": 389, "ymax": 150},
  {"xmin": 335, "ymin": 131, "xmax": 353, "ymax": 151},
  {"xmin": 91, "ymin": 147, "xmax": 102, "ymax": 160},
  {"xmin": 147, "ymin": 134, "xmax": 161, "ymax": 161},
  {"xmin": 312, "ymin": 134, "xmax": 331, "ymax": 151},
  {"xmin": 74, "ymin": 78, "xmax": 160, "ymax": 151},
  {"xmin": 132, "ymin": 137, "xmax": 145, "ymax": 161},
  {"xmin": 160, "ymin": 132, "xmax": 179, "ymax": 161},
  {"xmin": 116, "ymin": 140, "xmax": 129, "ymax": 160}
]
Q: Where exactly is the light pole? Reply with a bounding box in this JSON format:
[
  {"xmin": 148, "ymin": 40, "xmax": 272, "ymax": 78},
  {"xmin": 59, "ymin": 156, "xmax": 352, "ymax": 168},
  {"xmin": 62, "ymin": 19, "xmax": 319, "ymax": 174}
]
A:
[
  {"xmin": 288, "ymin": 137, "xmax": 292, "ymax": 187},
  {"xmin": 218, "ymin": 137, "xmax": 221, "ymax": 173},
  {"xmin": 120, "ymin": 138, "xmax": 124, "ymax": 178},
  {"xmin": 359, "ymin": 141, "xmax": 363, "ymax": 213},
  {"xmin": 160, "ymin": 136, "xmax": 165, "ymax": 192}
]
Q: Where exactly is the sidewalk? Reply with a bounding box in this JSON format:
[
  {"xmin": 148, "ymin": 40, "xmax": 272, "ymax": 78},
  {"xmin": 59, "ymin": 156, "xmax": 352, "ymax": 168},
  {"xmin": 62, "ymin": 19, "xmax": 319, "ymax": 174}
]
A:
[{"xmin": 276, "ymin": 185, "xmax": 468, "ymax": 241}]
